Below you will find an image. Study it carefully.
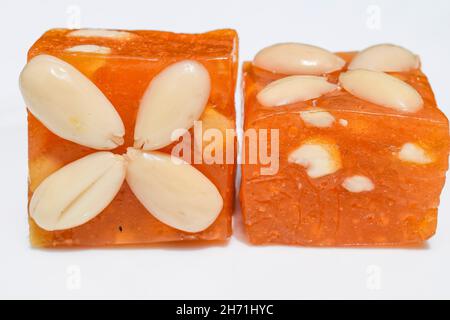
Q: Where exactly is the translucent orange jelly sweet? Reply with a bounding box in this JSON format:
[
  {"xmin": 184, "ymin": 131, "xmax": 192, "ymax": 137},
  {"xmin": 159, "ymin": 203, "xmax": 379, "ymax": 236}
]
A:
[
  {"xmin": 241, "ymin": 52, "xmax": 450, "ymax": 246},
  {"xmin": 27, "ymin": 29, "xmax": 238, "ymax": 247}
]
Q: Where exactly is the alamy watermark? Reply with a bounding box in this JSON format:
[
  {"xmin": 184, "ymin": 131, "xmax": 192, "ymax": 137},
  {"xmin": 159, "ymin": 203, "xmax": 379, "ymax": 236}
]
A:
[
  {"xmin": 366, "ymin": 4, "xmax": 382, "ymax": 30},
  {"xmin": 66, "ymin": 5, "xmax": 82, "ymax": 29},
  {"xmin": 168, "ymin": 121, "xmax": 280, "ymax": 176},
  {"xmin": 366, "ymin": 264, "xmax": 382, "ymax": 291},
  {"xmin": 66, "ymin": 265, "xmax": 82, "ymax": 291}
]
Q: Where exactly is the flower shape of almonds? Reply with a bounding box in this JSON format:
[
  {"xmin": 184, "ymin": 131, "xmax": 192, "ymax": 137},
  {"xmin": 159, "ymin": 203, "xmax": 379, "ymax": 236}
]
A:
[{"xmin": 20, "ymin": 55, "xmax": 223, "ymax": 233}]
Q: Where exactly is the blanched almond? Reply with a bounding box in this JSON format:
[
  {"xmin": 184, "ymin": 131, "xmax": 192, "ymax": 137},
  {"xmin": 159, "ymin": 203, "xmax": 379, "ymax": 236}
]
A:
[
  {"xmin": 19, "ymin": 55, "xmax": 125, "ymax": 149},
  {"xmin": 67, "ymin": 29, "xmax": 134, "ymax": 39},
  {"xmin": 257, "ymin": 76, "xmax": 338, "ymax": 107},
  {"xmin": 339, "ymin": 69, "xmax": 423, "ymax": 113},
  {"xmin": 342, "ymin": 175, "xmax": 375, "ymax": 193},
  {"xmin": 348, "ymin": 44, "xmax": 420, "ymax": 72},
  {"xmin": 288, "ymin": 140, "xmax": 342, "ymax": 178},
  {"xmin": 398, "ymin": 143, "xmax": 433, "ymax": 164},
  {"xmin": 300, "ymin": 108, "xmax": 336, "ymax": 128},
  {"xmin": 125, "ymin": 148, "xmax": 223, "ymax": 233},
  {"xmin": 29, "ymin": 152, "xmax": 126, "ymax": 231},
  {"xmin": 65, "ymin": 44, "xmax": 111, "ymax": 54},
  {"xmin": 134, "ymin": 60, "xmax": 211, "ymax": 150},
  {"xmin": 253, "ymin": 43, "xmax": 345, "ymax": 75}
]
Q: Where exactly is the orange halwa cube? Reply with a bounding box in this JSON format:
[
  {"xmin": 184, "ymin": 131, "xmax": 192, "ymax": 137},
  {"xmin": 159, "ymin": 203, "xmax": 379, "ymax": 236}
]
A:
[
  {"xmin": 25, "ymin": 29, "xmax": 238, "ymax": 247},
  {"xmin": 241, "ymin": 47, "xmax": 449, "ymax": 246}
]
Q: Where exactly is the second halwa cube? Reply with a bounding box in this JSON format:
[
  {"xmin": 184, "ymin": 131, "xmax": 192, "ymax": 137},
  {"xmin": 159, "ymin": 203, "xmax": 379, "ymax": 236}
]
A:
[{"xmin": 241, "ymin": 43, "xmax": 449, "ymax": 246}]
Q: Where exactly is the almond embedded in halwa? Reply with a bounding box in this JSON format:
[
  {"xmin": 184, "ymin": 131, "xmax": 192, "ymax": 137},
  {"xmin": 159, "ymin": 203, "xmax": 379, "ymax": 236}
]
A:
[
  {"xmin": 125, "ymin": 148, "xmax": 223, "ymax": 233},
  {"xmin": 342, "ymin": 175, "xmax": 375, "ymax": 193},
  {"xmin": 300, "ymin": 108, "xmax": 336, "ymax": 128},
  {"xmin": 67, "ymin": 28, "xmax": 135, "ymax": 39},
  {"xmin": 29, "ymin": 152, "xmax": 126, "ymax": 231},
  {"xmin": 339, "ymin": 69, "xmax": 423, "ymax": 113},
  {"xmin": 253, "ymin": 43, "xmax": 345, "ymax": 75},
  {"xmin": 348, "ymin": 44, "xmax": 420, "ymax": 72},
  {"xmin": 195, "ymin": 107, "xmax": 235, "ymax": 163},
  {"xmin": 398, "ymin": 142, "xmax": 434, "ymax": 164},
  {"xmin": 65, "ymin": 44, "xmax": 112, "ymax": 54},
  {"xmin": 288, "ymin": 140, "xmax": 342, "ymax": 178},
  {"xmin": 257, "ymin": 76, "xmax": 338, "ymax": 107},
  {"xmin": 19, "ymin": 55, "xmax": 125, "ymax": 149},
  {"xmin": 134, "ymin": 60, "xmax": 211, "ymax": 150}
]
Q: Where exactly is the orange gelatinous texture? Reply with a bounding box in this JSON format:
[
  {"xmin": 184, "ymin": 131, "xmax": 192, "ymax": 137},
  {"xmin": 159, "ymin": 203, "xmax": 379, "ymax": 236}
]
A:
[
  {"xmin": 27, "ymin": 29, "xmax": 238, "ymax": 247},
  {"xmin": 241, "ymin": 52, "xmax": 450, "ymax": 246}
]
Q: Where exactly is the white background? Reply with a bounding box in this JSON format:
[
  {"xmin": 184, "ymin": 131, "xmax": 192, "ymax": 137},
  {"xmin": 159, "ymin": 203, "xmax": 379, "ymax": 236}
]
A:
[{"xmin": 0, "ymin": 0, "xmax": 449, "ymax": 299}]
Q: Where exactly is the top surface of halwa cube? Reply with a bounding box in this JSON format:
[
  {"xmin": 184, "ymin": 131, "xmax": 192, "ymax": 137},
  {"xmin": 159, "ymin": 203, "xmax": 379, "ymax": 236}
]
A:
[
  {"xmin": 244, "ymin": 43, "xmax": 448, "ymax": 126},
  {"xmin": 29, "ymin": 28, "xmax": 238, "ymax": 60}
]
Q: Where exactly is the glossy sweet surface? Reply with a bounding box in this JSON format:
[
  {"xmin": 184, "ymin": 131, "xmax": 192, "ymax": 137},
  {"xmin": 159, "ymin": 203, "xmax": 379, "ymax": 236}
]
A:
[
  {"xmin": 241, "ymin": 52, "xmax": 449, "ymax": 246},
  {"xmin": 27, "ymin": 29, "xmax": 238, "ymax": 247}
]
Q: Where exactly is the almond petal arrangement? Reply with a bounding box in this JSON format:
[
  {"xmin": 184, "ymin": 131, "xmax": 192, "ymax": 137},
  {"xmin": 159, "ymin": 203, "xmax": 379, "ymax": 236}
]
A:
[
  {"xmin": 20, "ymin": 29, "xmax": 239, "ymax": 247},
  {"xmin": 21, "ymin": 54, "xmax": 223, "ymax": 233}
]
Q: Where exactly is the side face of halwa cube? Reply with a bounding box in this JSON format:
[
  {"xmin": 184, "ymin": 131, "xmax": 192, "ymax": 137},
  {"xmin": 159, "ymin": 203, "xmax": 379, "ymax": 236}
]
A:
[
  {"xmin": 24, "ymin": 29, "xmax": 238, "ymax": 247},
  {"xmin": 241, "ymin": 45, "xmax": 449, "ymax": 246}
]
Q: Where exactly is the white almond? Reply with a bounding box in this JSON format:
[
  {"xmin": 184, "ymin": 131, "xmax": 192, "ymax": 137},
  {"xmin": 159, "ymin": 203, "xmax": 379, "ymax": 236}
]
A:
[
  {"xmin": 67, "ymin": 29, "xmax": 134, "ymax": 39},
  {"xmin": 342, "ymin": 175, "xmax": 375, "ymax": 193},
  {"xmin": 29, "ymin": 152, "xmax": 126, "ymax": 231},
  {"xmin": 339, "ymin": 69, "xmax": 423, "ymax": 113},
  {"xmin": 288, "ymin": 141, "xmax": 342, "ymax": 178},
  {"xmin": 253, "ymin": 43, "xmax": 345, "ymax": 75},
  {"xmin": 65, "ymin": 44, "xmax": 111, "ymax": 54},
  {"xmin": 134, "ymin": 60, "xmax": 211, "ymax": 150},
  {"xmin": 19, "ymin": 55, "xmax": 125, "ymax": 149},
  {"xmin": 300, "ymin": 108, "xmax": 336, "ymax": 128},
  {"xmin": 348, "ymin": 44, "xmax": 420, "ymax": 72},
  {"xmin": 257, "ymin": 76, "xmax": 338, "ymax": 107},
  {"xmin": 125, "ymin": 148, "xmax": 223, "ymax": 233},
  {"xmin": 398, "ymin": 143, "xmax": 433, "ymax": 164}
]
